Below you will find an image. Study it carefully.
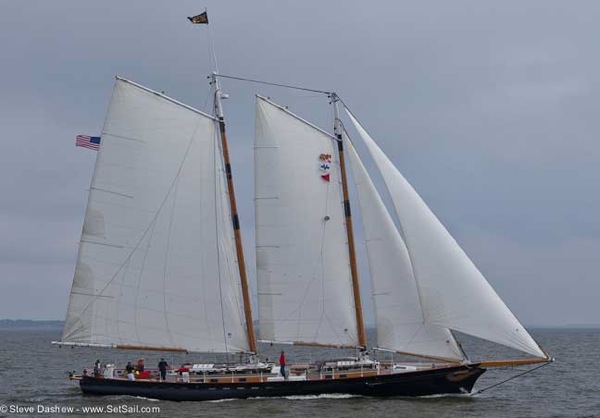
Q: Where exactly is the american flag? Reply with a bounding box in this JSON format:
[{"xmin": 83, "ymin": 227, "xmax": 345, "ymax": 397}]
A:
[{"xmin": 76, "ymin": 135, "xmax": 101, "ymax": 151}]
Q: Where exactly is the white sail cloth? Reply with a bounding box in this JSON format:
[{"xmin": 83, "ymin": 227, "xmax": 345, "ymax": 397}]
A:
[
  {"xmin": 254, "ymin": 96, "xmax": 359, "ymax": 347},
  {"xmin": 346, "ymin": 136, "xmax": 464, "ymax": 361},
  {"xmin": 346, "ymin": 110, "xmax": 546, "ymax": 359},
  {"xmin": 62, "ymin": 78, "xmax": 250, "ymax": 353}
]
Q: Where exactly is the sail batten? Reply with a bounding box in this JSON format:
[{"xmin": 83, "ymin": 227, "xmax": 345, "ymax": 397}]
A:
[
  {"xmin": 346, "ymin": 109, "xmax": 546, "ymax": 359},
  {"xmin": 62, "ymin": 78, "xmax": 250, "ymax": 354},
  {"xmin": 254, "ymin": 96, "xmax": 359, "ymax": 348}
]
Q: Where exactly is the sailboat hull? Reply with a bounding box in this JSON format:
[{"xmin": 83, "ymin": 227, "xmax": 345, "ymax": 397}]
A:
[{"xmin": 78, "ymin": 365, "xmax": 485, "ymax": 401}]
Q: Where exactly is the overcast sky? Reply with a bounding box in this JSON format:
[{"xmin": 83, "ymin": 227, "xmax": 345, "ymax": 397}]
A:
[{"xmin": 1, "ymin": 0, "xmax": 598, "ymax": 327}]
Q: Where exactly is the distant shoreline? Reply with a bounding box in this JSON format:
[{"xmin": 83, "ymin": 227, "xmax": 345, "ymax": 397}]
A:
[
  {"xmin": 0, "ymin": 319, "xmax": 64, "ymax": 330},
  {"xmin": 528, "ymin": 324, "xmax": 600, "ymax": 330},
  {"xmin": 0, "ymin": 319, "xmax": 598, "ymax": 331}
]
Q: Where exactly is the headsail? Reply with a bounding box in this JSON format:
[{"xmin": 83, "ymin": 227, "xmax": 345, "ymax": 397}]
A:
[
  {"xmin": 346, "ymin": 110, "xmax": 546, "ymax": 359},
  {"xmin": 61, "ymin": 78, "xmax": 250, "ymax": 353},
  {"xmin": 345, "ymin": 134, "xmax": 464, "ymax": 361},
  {"xmin": 254, "ymin": 96, "xmax": 359, "ymax": 347}
]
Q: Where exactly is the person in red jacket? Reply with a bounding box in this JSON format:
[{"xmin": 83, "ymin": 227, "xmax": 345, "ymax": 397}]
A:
[{"xmin": 279, "ymin": 351, "xmax": 286, "ymax": 379}]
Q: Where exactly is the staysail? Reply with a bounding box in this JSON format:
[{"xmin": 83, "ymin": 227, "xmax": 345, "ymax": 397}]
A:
[
  {"xmin": 345, "ymin": 134, "xmax": 464, "ymax": 361},
  {"xmin": 61, "ymin": 77, "xmax": 250, "ymax": 353},
  {"xmin": 254, "ymin": 96, "xmax": 359, "ymax": 347},
  {"xmin": 346, "ymin": 110, "xmax": 546, "ymax": 358}
]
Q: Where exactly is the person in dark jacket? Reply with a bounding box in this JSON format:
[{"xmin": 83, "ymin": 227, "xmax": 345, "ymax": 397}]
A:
[
  {"xmin": 125, "ymin": 361, "xmax": 135, "ymax": 381},
  {"xmin": 158, "ymin": 358, "xmax": 169, "ymax": 381}
]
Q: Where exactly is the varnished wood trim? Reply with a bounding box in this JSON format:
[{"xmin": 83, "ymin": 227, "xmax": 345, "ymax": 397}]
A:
[{"xmin": 477, "ymin": 358, "xmax": 550, "ymax": 368}]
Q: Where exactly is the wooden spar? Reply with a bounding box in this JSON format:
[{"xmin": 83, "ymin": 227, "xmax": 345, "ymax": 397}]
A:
[
  {"xmin": 53, "ymin": 342, "xmax": 188, "ymax": 353},
  {"xmin": 290, "ymin": 341, "xmax": 359, "ymax": 349},
  {"xmin": 116, "ymin": 345, "xmax": 188, "ymax": 353},
  {"xmin": 212, "ymin": 73, "xmax": 257, "ymax": 353},
  {"xmin": 477, "ymin": 358, "xmax": 551, "ymax": 368},
  {"xmin": 332, "ymin": 93, "xmax": 367, "ymax": 348},
  {"xmin": 383, "ymin": 349, "xmax": 463, "ymax": 364}
]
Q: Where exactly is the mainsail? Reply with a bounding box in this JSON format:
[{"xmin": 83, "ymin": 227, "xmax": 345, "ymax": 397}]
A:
[
  {"xmin": 61, "ymin": 77, "xmax": 250, "ymax": 353},
  {"xmin": 345, "ymin": 135, "xmax": 464, "ymax": 361},
  {"xmin": 254, "ymin": 96, "xmax": 359, "ymax": 347},
  {"xmin": 346, "ymin": 110, "xmax": 546, "ymax": 359}
]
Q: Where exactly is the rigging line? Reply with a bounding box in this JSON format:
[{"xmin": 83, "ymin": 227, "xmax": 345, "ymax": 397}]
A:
[
  {"xmin": 162, "ymin": 154, "xmax": 184, "ymax": 350},
  {"xmin": 213, "ymin": 121, "xmax": 229, "ymax": 353},
  {"xmin": 202, "ymin": 88, "xmax": 212, "ymax": 114},
  {"xmin": 206, "ymin": 9, "xmax": 220, "ymax": 74},
  {"xmin": 342, "ymin": 106, "xmax": 433, "ymax": 343},
  {"xmin": 214, "ymin": 124, "xmax": 246, "ymax": 348},
  {"xmin": 336, "ymin": 95, "xmax": 358, "ymax": 123},
  {"xmin": 471, "ymin": 360, "xmax": 554, "ymax": 396},
  {"xmin": 71, "ymin": 125, "xmax": 200, "ymax": 328},
  {"xmin": 132, "ymin": 217, "xmax": 159, "ymax": 345},
  {"xmin": 344, "ymin": 90, "xmax": 548, "ymax": 358},
  {"xmin": 215, "ymin": 73, "xmax": 333, "ymax": 95},
  {"xmin": 315, "ymin": 173, "xmax": 348, "ymax": 346}
]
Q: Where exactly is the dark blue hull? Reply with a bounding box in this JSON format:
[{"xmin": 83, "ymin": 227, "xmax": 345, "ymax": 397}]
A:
[{"xmin": 79, "ymin": 365, "xmax": 485, "ymax": 401}]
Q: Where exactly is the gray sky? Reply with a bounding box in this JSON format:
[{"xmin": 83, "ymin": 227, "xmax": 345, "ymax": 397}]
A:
[{"xmin": 1, "ymin": 0, "xmax": 598, "ymax": 327}]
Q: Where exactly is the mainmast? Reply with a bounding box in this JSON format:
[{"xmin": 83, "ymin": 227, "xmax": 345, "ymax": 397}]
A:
[
  {"xmin": 211, "ymin": 72, "xmax": 257, "ymax": 354},
  {"xmin": 331, "ymin": 93, "xmax": 367, "ymax": 348},
  {"xmin": 189, "ymin": 10, "xmax": 256, "ymax": 353}
]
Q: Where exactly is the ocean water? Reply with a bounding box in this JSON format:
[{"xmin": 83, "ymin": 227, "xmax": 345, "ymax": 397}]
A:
[{"xmin": 0, "ymin": 328, "xmax": 598, "ymax": 418}]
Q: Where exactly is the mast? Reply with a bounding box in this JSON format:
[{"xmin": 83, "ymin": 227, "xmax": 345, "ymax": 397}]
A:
[
  {"xmin": 211, "ymin": 72, "xmax": 257, "ymax": 353},
  {"xmin": 187, "ymin": 11, "xmax": 255, "ymax": 353},
  {"xmin": 331, "ymin": 93, "xmax": 367, "ymax": 348}
]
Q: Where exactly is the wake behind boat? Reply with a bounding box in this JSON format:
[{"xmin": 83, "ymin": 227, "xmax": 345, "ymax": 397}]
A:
[{"xmin": 53, "ymin": 12, "xmax": 550, "ymax": 402}]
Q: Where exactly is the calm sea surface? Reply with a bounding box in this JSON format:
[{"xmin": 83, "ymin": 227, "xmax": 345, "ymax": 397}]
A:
[{"xmin": 0, "ymin": 328, "xmax": 598, "ymax": 418}]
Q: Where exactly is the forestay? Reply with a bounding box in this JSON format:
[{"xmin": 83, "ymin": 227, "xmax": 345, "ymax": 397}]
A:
[
  {"xmin": 346, "ymin": 135, "xmax": 464, "ymax": 361},
  {"xmin": 346, "ymin": 110, "xmax": 546, "ymax": 359},
  {"xmin": 254, "ymin": 96, "xmax": 359, "ymax": 347},
  {"xmin": 61, "ymin": 77, "xmax": 250, "ymax": 353}
]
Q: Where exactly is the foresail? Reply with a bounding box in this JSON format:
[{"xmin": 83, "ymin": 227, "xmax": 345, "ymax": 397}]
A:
[
  {"xmin": 346, "ymin": 134, "xmax": 464, "ymax": 361},
  {"xmin": 254, "ymin": 96, "xmax": 359, "ymax": 347},
  {"xmin": 346, "ymin": 110, "xmax": 546, "ymax": 359},
  {"xmin": 62, "ymin": 78, "xmax": 250, "ymax": 353}
]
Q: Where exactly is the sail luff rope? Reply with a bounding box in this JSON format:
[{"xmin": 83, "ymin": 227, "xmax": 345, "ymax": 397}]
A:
[{"xmin": 471, "ymin": 360, "xmax": 553, "ymax": 396}]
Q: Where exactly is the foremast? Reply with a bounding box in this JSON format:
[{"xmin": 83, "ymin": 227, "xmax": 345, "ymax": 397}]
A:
[
  {"xmin": 211, "ymin": 72, "xmax": 257, "ymax": 354},
  {"xmin": 331, "ymin": 93, "xmax": 367, "ymax": 348}
]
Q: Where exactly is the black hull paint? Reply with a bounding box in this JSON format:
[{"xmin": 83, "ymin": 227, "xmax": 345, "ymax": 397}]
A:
[{"xmin": 79, "ymin": 365, "xmax": 485, "ymax": 401}]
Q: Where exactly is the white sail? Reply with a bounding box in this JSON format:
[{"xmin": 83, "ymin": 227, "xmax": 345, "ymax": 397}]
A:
[
  {"xmin": 254, "ymin": 96, "xmax": 359, "ymax": 347},
  {"xmin": 62, "ymin": 77, "xmax": 250, "ymax": 353},
  {"xmin": 346, "ymin": 110, "xmax": 546, "ymax": 359},
  {"xmin": 346, "ymin": 135, "xmax": 464, "ymax": 361}
]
